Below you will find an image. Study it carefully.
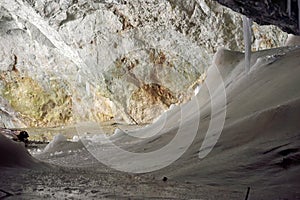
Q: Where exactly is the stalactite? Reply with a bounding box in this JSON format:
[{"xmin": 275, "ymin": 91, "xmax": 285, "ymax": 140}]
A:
[{"xmin": 242, "ymin": 16, "xmax": 252, "ymax": 72}]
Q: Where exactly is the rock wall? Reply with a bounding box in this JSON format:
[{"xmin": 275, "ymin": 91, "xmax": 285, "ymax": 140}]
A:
[{"xmin": 0, "ymin": 0, "xmax": 288, "ymax": 127}]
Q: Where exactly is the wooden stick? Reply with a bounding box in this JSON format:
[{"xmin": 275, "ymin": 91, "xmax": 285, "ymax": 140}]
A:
[
  {"xmin": 0, "ymin": 189, "xmax": 14, "ymax": 198},
  {"xmin": 245, "ymin": 187, "xmax": 251, "ymax": 200}
]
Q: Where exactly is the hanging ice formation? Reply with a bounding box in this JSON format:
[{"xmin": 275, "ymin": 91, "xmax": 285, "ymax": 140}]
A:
[
  {"xmin": 194, "ymin": 85, "xmax": 201, "ymax": 96},
  {"xmin": 287, "ymin": 0, "xmax": 292, "ymax": 18},
  {"xmin": 298, "ymin": 0, "xmax": 300, "ymax": 32},
  {"xmin": 287, "ymin": 0, "xmax": 300, "ymax": 32},
  {"xmin": 242, "ymin": 16, "xmax": 252, "ymax": 72},
  {"xmin": 86, "ymin": 81, "xmax": 91, "ymax": 97}
]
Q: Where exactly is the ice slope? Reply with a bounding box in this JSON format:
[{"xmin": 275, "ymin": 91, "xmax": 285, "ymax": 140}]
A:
[
  {"xmin": 154, "ymin": 46, "xmax": 300, "ymax": 199},
  {"xmin": 93, "ymin": 46, "xmax": 300, "ymax": 199}
]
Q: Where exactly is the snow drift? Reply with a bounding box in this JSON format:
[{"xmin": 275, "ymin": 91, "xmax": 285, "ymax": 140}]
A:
[{"xmin": 0, "ymin": 133, "xmax": 43, "ymax": 168}]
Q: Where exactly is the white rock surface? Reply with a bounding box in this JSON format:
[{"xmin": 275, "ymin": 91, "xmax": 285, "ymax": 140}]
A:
[{"xmin": 0, "ymin": 0, "xmax": 288, "ymax": 126}]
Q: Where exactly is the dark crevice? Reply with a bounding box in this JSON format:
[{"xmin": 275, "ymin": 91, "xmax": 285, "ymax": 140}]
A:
[{"xmin": 213, "ymin": 0, "xmax": 300, "ymax": 35}]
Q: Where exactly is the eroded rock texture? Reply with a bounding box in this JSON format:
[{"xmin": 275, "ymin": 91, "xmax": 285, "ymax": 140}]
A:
[{"xmin": 0, "ymin": 0, "xmax": 288, "ymax": 127}]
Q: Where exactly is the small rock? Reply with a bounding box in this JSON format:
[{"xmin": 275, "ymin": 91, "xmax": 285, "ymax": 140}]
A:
[{"xmin": 162, "ymin": 176, "xmax": 168, "ymax": 182}]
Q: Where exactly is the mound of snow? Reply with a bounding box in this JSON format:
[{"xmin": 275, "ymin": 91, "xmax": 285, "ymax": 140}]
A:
[
  {"xmin": 43, "ymin": 134, "xmax": 67, "ymax": 153},
  {"xmin": 285, "ymin": 34, "xmax": 300, "ymax": 46},
  {"xmin": 0, "ymin": 133, "xmax": 42, "ymax": 168}
]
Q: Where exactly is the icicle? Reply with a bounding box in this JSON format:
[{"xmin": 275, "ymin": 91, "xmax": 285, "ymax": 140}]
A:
[
  {"xmin": 194, "ymin": 85, "xmax": 201, "ymax": 96},
  {"xmin": 86, "ymin": 81, "xmax": 90, "ymax": 97},
  {"xmin": 298, "ymin": 0, "xmax": 300, "ymax": 32},
  {"xmin": 243, "ymin": 16, "xmax": 253, "ymax": 72},
  {"xmin": 287, "ymin": 0, "xmax": 292, "ymax": 18},
  {"xmin": 78, "ymin": 74, "xmax": 82, "ymax": 83},
  {"xmin": 76, "ymin": 71, "xmax": 82, "ymax": 83}
]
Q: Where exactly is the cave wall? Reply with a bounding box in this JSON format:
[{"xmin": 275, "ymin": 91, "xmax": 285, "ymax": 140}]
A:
[{"xmin": 0, "ymin": 0, "xmax": 288, "ymax": 127}]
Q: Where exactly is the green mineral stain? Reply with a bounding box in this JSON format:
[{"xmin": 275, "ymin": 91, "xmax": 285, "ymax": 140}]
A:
[{"xmin": 1, "ymin": 72, "xmax": 73, "ymax": 127}]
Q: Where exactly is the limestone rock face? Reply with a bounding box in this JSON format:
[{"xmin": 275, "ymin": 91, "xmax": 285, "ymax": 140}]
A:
[
  {"xmin": 129, "ymin": 83, "xmax": 178, "ymax": 124},
  {"xmin": 1, "ymin": 71, "xmax": 72, "ymax": 127},
  {"xmin": 0, "ymin": 0, "xmax": 288, "ymax": 127}
]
